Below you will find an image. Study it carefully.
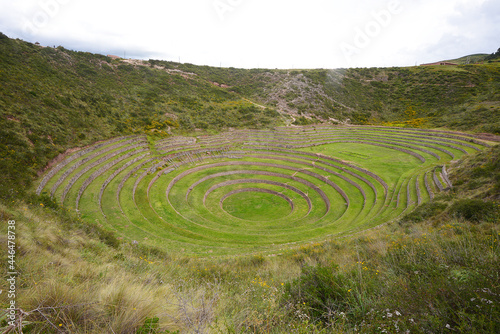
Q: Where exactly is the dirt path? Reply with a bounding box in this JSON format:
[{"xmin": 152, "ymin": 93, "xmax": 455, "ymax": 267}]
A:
[
  {"xmin": 241, "ymin": 97, "xmax": 266, "ymax": 109},
  {"xmin": 241, "ymin": 97, "xmax": 296, "ymax": 126}
]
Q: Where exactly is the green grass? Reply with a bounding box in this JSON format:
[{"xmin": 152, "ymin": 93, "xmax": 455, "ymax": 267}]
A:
[
  {"xmin": 222, "ymin": 190, "xmax": 293, "ymax": 221},
  {"xmin": 32, "ymin": 125, "xmax": 491, "ymax": 256},
  {"xmin": 305, "ymin": 142, "xmax": 421, "ymax": 186}
]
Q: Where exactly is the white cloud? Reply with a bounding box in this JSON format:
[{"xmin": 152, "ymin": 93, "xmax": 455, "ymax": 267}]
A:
[{"xmin": 0, "ymin": 0, "xmax": 498, "ymax": 68}]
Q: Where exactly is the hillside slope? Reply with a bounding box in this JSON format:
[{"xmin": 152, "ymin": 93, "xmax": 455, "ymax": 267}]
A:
[
  {"xmin": 152, "ymin": 58, "xmax": 500, "ymax": 129},
  {"xmin": 0, "ymin": 34, "xmax": 279, "ymax": 200},
  {"xmin": 1, "ymin": 33, "xmax": 499, "ymax": 200}
]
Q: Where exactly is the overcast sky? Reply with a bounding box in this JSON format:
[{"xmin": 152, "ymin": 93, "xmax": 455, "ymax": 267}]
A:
[{"xmin": 1, "ymin": 0, "xmax": 498, "ymax": 69}]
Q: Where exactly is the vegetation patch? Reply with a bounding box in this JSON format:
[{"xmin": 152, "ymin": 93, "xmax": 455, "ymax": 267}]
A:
[
  {"xmin": 400, "ymin": 201, "xmax": 448, "ymax": 225},
  {"xmin": 33, "ymin": 125, "xmax": 490, "ymax": 255},
  {"xmin": 449, "ymin": 198, "xmax": 498, "ymax": 222}
]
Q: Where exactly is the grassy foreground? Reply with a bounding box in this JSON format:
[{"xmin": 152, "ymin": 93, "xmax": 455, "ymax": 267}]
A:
[{"xmin": 1, "ymin": 143, "xmax": 498, "ymax": 333}]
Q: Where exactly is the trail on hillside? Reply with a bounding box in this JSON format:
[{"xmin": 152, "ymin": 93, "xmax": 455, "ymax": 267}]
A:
[{"xmin": 241, "ymin": 97, "xmax": 296, "ymax": 126}]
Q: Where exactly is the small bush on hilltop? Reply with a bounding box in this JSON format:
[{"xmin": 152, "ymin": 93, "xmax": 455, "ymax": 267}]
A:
[{"xmin": 485, "ymin": 47, "xmax": 500, "ymax": 61}]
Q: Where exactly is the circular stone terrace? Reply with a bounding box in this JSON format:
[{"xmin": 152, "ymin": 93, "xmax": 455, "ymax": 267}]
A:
[{"xmin": 36, "ymin": 125, "xmax": 493, "ymax": 256}]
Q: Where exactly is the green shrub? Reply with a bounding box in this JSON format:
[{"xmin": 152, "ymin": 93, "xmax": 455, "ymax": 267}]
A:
[
  {"xmin": 46, "ymin": 204, "xmax": 122, "ymax": 249},
  {"xmin": 237, "ymin": 254, "xmax": 266, "ymax": 268},
  {"xmin": 400, "ymin": 201, "xmax": 448, "ymax": 224},
  {"xmin": 284, "ymin": 265, "xmax": 362, "ymax": 324},
  {"xmin": 449, "ymin": 199, "xmax": 497, "ymax": 222},
  {"xmin": 136, "ymin": 317, "xmax": 177, "ymax": 334},
  {"xmin": 292, "ymin": 116, "xmax": 315, "ymax": 126},
  {"xmin": 471, "ymin": 166, "xmax": 493, "ymax": 178},
  {"xmin": 28, "ymin": 192, "xmax": 60, "ymax": 210},
  {"xmin": 481, "ymin": 123, "xmax": 500, "ymax": 135},
  {"xmin": 96, "ymin": 228, "xmax": 121, "ymax": 249}
]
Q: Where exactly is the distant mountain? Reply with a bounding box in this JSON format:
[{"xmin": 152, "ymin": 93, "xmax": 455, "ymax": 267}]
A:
[
  {"xmin": 444, "ymin": 47, "xmax": 500, "ymax": 64},
  {"xmin": 443, "ymin": 53, "xmax": 489, "ymax": 65}
]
